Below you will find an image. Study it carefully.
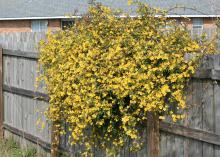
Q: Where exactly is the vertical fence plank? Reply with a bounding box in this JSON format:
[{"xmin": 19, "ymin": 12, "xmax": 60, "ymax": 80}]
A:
[
  {"xmin": 166, "ymin": 133, "xmax": 175, "ymax": 157},
  {"xmin": 214, "ymin": 81, "xmax": 220, "ymax": 157},
  {"xmin": 147, "ymin": 112, "xmax": 159, "ymax": 157},
  {"xmin": 160, "ymin": 132, "xmax": 167, "ymax": 157},
  {"xmin": 202, "ymin": 80, "xmax": 214, "ymax": 157},
  {"xmin": 184, "ymin": 80, "xmax": 193, "ymax": 157},
  {"xmin": 174, "ymin": 136, "xmax": 184, "ymax": 157},
  {"xmin": 0, "ymin": 47, "xmax": 3, "ymax": 138},
  {"xmin": 188, "ymin": 79, "xmax": 203, "ymax": 157},
  {"xmin": 214, "ymin": 55, "xmax": 220, "ymax": 157}
]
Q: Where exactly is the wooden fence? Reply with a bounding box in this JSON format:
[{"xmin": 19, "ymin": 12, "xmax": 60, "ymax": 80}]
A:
[{"xmin": 1, "ymin": 32, "xmax": 220, "ymax": 157}]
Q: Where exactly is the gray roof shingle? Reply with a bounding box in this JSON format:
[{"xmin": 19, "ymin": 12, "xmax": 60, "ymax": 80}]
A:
[{"xmin": 0, "ymin": 0, "xmax": 220, "ymax": 19}]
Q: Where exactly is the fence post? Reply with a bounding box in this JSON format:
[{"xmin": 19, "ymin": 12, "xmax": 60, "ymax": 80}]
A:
[
  {"xmin": 147, "ymin": 112, "xmax": 160, "ymax": 157},
  {"xmin": 0, "ymin": 47, "xmax": 3, "ymax": 138},
  {"xmin": 51, "ymin": 122, "xmax": 60, "ymax": 157}
]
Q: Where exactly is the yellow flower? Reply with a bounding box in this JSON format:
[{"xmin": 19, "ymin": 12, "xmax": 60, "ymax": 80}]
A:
[
  {"xmin": 122, "ymin": 116, "xmax": 130, "ymax": 124},
  {"xmin": 127, "ymin": 0, "xmax": 133, "ymax": 6},
  {"xmin": 38, "ymin": 2, "xmax": 213, "ymax": 155},
  {"xmin": 161, "ymin": 85, "xmax": 170, "ymax": 96}
]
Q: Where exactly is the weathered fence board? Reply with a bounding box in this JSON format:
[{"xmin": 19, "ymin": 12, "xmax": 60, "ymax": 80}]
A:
[
  {"xmin": 214, "ymin": 81, "xmax": 220, "ymax": 157},
  {"xmin": 0, "ymin": 32, "xmax": 46, "ymax": 52},
  {"xmin": 202, "ymin": 80, "xmax": 214, "ymax": 157},
  {"xmin": 0, "ymin": 47, "xmax": 3, "ymax": 137},
  {"xmin": 3, "ymin": 92, "xmax": 50, "ymax": 142},
  {"xmin": 3, "ymin": 49, "xmax": 39, "ymax": 59},
  {"xmin": 189, "ymin": 80, "xmax": 203, "ymax": 157},
  {"xmin": 3, "ymin": 84, "xmax": 49, "ymax": 101}
]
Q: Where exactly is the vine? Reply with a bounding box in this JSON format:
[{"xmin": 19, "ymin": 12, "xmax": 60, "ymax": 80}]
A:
[{"xmin": 38, "ymin": 2, "xmax": 214, "ymax": 156}]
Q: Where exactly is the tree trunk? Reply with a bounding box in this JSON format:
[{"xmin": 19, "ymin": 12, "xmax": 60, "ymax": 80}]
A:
[{"xmin": 147, "ymin": 112, "xmax": 160, "ymax": 157}]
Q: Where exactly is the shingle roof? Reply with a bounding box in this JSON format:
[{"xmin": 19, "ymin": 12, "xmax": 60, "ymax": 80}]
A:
[{"xmin": 0, "ymin": 0, "xmax": 220, "ymax": 20}]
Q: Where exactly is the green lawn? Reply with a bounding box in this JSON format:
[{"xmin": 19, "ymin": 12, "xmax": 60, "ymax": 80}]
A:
[{"xmin": 0, "ymin": 137, "xmax": 38, "ymax": 157}]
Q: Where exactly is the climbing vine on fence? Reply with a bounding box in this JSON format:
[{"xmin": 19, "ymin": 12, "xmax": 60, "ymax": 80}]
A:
[{"xmin": 38, "ymin": 2, "xmax": 214, "ymax": 156}]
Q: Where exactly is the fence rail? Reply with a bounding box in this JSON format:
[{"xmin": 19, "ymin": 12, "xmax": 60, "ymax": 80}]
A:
[
  {"xmin": 3, "ymin": 123, "xmax": 51, "ymax": 150},
  {"xmin": 3, "ymin": 84, "xmax": 49, "ymax": 101}
]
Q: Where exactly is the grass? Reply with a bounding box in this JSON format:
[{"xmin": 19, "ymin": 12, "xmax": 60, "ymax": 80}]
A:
[{"xmin": 0, "ymin": 137, "xmax": 38, "ymax": 157}]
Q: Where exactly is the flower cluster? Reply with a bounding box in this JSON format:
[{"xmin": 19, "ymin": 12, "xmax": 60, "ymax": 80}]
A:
[{"xmin": 38, "ymin": 2, "xmax": 214, "ymax": 156}]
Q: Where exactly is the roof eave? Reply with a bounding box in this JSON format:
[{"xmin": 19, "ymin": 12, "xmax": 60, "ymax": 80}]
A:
[
  {"xmin": 0, "ymin": 16, "xmax": 81, "ymax": 21},
  {"xmin": 0, "ymin": 14, "xmax": 220, "ymax": 20},
  {"xmin": 164, "ymin": 15, "xmax": 220, "ymax": 17}
]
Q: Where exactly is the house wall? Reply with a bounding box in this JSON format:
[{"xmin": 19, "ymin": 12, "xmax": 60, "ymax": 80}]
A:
[
  {"xmin": 177, "ymin": 17, "xmax": 217, "ymax": 29},
  {"xmin": 0, "ymin": 18, "xmax": 217, "ymax": 33},
  {"xmin": 48, "ymin": 19, "xmax": 61, "ymax": 31},
  {"xmin": 0, "ymin": 19, "xmax": 61, "ymax": 33},
  {"xmin": 204, "ymin": 18, "xmax": 217, "ymax": 28},
  {"xmin": 0, "ymin": 20, "xmax": 31, "ymax": 32}
]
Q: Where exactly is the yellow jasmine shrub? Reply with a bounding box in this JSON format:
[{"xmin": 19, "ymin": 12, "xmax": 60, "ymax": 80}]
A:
[{"xmin": 38, "ymin": 2, "xmax": 214, "ymax": 156}]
